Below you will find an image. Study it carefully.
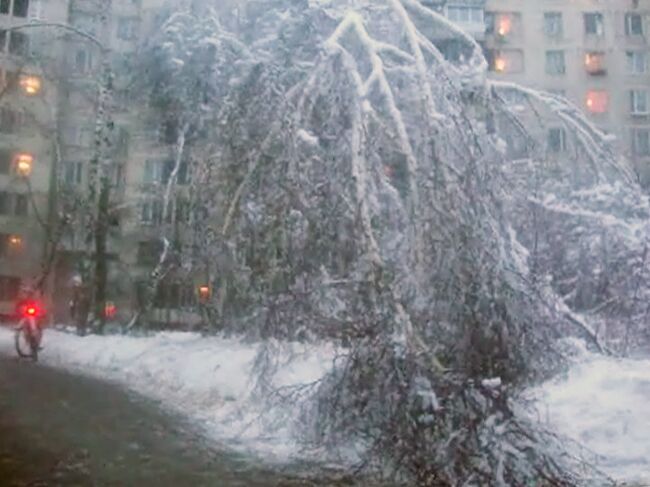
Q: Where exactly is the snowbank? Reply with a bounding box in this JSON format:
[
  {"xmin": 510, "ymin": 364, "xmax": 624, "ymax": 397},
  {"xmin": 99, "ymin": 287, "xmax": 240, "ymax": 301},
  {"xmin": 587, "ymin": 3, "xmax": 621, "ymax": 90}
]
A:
[
  {"xmin": 533, "ymin": 340, "xmax": 650, "ymax": 483},
  {"xmin": 0, "ymin": 326, "xmax": 337, "ymax": 463},
  {"xmin": 3, "ymin": 326, "xmax": 648, "ymax": 482}
]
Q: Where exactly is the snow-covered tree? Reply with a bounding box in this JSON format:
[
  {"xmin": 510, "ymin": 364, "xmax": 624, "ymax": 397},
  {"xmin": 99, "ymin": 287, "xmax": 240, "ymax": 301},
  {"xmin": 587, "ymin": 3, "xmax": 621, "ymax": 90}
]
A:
[
  {"xmin": 131, "ymin": 5, "xmax": 248, "ymax": 326},
  {"xmin": 137, "ymin": 0, "xmax": 643, "ymax": 483}
]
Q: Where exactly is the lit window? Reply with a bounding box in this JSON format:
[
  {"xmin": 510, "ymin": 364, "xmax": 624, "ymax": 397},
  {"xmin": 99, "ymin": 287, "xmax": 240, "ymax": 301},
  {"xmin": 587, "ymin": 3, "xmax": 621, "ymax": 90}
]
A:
[
  {"xmin": 545, "ymin": 50, "xmax": 565, "ymax": 75},
  {"xmin": 626, "ymin": 13, "xmax": 644, "ymax": 36},
  {"xmin": 584, "ymin": 52, "xmax": 606, "ymax": 75},
  {"xmin": 8, "ymin": 235, "xmax": 22, "ymax": 248},
  {"xmin": 488, "ymin": 49, "xmax": 524, "ymax": 73},
  {"xmin": 584, "ymin": 13, "xmax": 604, "ymax": 36},
  {"xmin": 19, "ymin": 74, "xmax": 41, "ymax": 95},
  {"xmin": 544, "ymin": 12, "xmax": 563, "ymax": 37},
  {"xmin": 14, "ymin": 153, "xmax": 33, "ymax": 176},
  {"xmin": 586, "ymin": 90, "xmax": 609, "ymax": 113},
  {"xmin": 630, "ymin": 90, "xmax": 649, "ymax": 115},
  {"xmin": 198, "ymin": 285, "xmax": 211, "ymax": 304},
  {"xmin": 632, "ymin": 128, "xmax": 650, "ymax": 156},
  {"xmin": 497, "ymin": 14, "xmax": 512, "ymax": 36},
  {"xmin": 627, "ymin": 51, "xmax": 647, "ymax": 75}
]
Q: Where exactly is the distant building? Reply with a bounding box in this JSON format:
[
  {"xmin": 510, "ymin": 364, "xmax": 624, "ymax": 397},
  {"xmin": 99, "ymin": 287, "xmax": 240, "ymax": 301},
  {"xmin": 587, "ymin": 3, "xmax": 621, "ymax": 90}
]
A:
[{"xmin": 440, "ymin": 0, "xmax": 650, "ymax": 184}]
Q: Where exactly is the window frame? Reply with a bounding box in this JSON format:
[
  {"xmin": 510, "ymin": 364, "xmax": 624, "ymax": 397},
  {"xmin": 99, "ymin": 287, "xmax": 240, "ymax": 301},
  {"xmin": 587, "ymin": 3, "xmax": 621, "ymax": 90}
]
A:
[
  {"xmin": 625, "ymin": 12, "xmax": 644, "ymax": 36},
  {"xmin": 545, "ymin": 50, "xmax": 566, "ymax": 75},
  {"xmin": 584, "ymin": 12, "xmax": 605, "ymax": 36},
  {"xmin": 548, "ymin": 127, "xmax": 568, "ymax": 153},
  {"xmin": 585, "ymin": 90, "xmax": 609, "ymax": 114},
  {"xmin": 630, "ymin": 90, "xmax": 649, "ymax": 115},
  {"xmin": 627, "ymin": 51, "xmax": 647, "ymax": 75},
  {"xmin": 632, "ymin": 128, "xmax": 650, "ymax": 156},
  {"xmin": 543, "ymin": 12, "xmax": 563, "ymax": 38}
]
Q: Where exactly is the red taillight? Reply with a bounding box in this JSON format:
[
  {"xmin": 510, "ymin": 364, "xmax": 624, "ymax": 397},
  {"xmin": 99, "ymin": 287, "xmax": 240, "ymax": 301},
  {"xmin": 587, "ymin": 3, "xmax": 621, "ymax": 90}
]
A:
[{"xmin": 21, "ymin": 302, "xmax": 43, "ymax": 318}]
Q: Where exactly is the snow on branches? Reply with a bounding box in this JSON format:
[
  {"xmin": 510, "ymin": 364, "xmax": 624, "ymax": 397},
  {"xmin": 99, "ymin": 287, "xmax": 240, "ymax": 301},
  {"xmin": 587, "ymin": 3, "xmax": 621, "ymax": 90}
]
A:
[{"xmin": 138, "ymin": 0, "xmax": 642, "ymax": 484}]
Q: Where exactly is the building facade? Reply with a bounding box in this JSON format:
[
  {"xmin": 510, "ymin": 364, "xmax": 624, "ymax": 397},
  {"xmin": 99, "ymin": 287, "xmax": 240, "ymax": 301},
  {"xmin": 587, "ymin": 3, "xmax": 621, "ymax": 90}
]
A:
[
  {"xmin": 1, "ymin": 0, "xmax": 648, "ymax": 323},
  {"xmin": 0, "ymin": 0, "xmax": 69, "ymax": 316},
  {"xmin": 440, "ymin": 0, "xmax": 650, "ymax": 182}
]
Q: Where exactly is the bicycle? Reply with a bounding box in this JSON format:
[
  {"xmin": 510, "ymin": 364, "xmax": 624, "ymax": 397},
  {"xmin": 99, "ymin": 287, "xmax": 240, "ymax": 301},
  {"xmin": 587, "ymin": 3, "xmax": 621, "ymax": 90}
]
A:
[{"xmin": 14, "ymin": 301, "xmax": 45, "ymax": 362}]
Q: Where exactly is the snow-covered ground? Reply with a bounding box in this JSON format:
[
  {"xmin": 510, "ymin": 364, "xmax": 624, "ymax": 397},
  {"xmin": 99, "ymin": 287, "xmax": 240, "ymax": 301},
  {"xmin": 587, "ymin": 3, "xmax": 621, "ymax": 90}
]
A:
[
  {"xmin": 0, "ymin": 325, "xmax": 338, "ymax": 464},
  {"xmin": 533, "ymin": 340, "xmax": 650, "ymax": 483},
  {"xmin": 1, "ymin": 326, "xmax": 648, "ymax": 482}
]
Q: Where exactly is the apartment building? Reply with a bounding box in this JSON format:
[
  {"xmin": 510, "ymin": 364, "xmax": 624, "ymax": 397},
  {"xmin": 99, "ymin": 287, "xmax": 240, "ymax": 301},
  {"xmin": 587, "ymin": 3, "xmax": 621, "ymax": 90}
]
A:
[
  {"xmin": 52, "ymin": 0, "xmax": 197, "ymax": 324},
  {"xmin": 0, "ymin": 0, "xmax": 69, "ymax": 316},
  {"xmin": 438, "ymin": 0, "xmax": 650, "ymax": 183}
]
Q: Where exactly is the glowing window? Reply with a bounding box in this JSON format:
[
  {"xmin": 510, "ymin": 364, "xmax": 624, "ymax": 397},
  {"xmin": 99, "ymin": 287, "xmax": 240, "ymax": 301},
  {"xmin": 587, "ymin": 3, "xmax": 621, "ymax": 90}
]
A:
[{"xmin": 586, "ymin": 91, "xmax": 609, "ymax": 114}]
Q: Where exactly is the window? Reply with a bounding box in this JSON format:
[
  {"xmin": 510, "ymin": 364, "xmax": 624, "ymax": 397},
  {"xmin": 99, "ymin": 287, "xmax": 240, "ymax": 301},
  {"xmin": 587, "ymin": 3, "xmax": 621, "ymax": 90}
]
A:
[
  {"xmin": 584, "ymin": 13, "xmax": 604, "ymax": 36},
  {"xmin": 0, "ymin": 0, "xmax": 8, "ymax": 15},
  {"xmin": 0, "ymin": 149, "xmax": 10, "ymax": 174},
  {"xmin": 74, "ymin": 49, "xmax": 93, "ymax": 73},
  {"xmin": 627, "ymin": 51, "xmax": 647, "ymax": 75},
  {"xmin": 586, "ymin": 90, "xmax": 609, "ymax": 114},
  {"xmin": 13, "ymin": 0, "xmax": 28, "ymax": 17},
  {"xmin": 447, "ymin": 5, "xmax": 483, "ymax": 24},
  {"xmin": 62, "ymin": 161, "xmax": 83, "ymax": 185},
  {"xmin": 545, "ymin": 50, "xmax": 565, "ymax": 75},
  {"xmin": 548, "ymin": 128, "xmax": 567, "ymax": 153},
  {"xmin": 8, "ymin": 31, "xmax": 28, "ymax": 56},
  {"xmin": 175, "ymin": 198, "xmax": 191, "ymax": 223},
  {"xmin": 632, "ymin": 128, "xmax": 650, "ymax": 156},
  {"xmin": 163, "ymin": 159, "xmax": 189, "ymax": 185},
  {"xmin": 0, "ymin": 275, "xmax": 20, "ymax": 299},
  {"xmin": 487, "ymin": 49, "xmax": 524, "ymax": 73},
  {"xmin": 141, "ymin": 198, "xmax": 164, "ymax": 224},
  {"xmin": 154, "ymin": 282, "xmax": 196, "ymax": 309},
  {"xmin": 14, "ymin": 194, "xmax": 27, "ymax": 216},
  {"xmin": 584, "ymin": 51, "xmax": 606, "ymax": 75},
  {"xmin": 485, "ymin": 12, "xmax": 520, "ymax": 38},
  {"xmin": 137, "ymin": 241, "xmax": 163, "ymax": 266},
  {"xmin": 71, "ymin": 12, "xmax": 97, "ymax": 36},
  {"xmin": 626, "ymin": 13, "xmax": 644, "ymax": 36},
  {"xmin": 117, "ymin": 17, "xmax": 138, "ymax": 40},
  {"xmin": 0, "ymin": 108, "xmax": 22, "ymax": 133},
  {"xmin": 544, "ymin": 12, "xmax": 563, "ymax": 38},
  {"xmin": 0, "ymin": 191, "xmax": 8, "ymax": 214},
  {"xmin": 0, "ymin": 235, "xmax": 7, "ymax": 257},
  {"xmin": 144, "ymin": 160, "xmax": 165, "ymax": 184},
  {"xmin": 630, "ymin": 90, "xmax": 649, "ymax": 115}
]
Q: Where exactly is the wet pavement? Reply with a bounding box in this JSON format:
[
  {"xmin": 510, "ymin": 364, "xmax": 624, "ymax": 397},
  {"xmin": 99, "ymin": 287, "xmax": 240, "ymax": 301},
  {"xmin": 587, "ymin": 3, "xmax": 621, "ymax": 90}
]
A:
[{"xmin": 0, "ymin": 357, "xmax": 354, "ymax": 486}]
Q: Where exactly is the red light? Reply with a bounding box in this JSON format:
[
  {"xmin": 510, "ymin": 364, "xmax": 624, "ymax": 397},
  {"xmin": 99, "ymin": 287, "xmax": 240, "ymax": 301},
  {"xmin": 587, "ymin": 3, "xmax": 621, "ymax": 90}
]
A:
[{"xmin": 21, "ymin": 301, "xmax": 43, "ymax": 318}]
